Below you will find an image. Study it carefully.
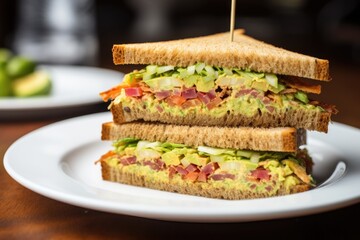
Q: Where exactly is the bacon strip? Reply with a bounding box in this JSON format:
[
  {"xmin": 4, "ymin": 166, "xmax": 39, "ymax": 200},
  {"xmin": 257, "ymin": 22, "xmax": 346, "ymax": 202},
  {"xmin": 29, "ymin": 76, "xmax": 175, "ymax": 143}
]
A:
[
  {"xmin": 282, "ymin": 76, "xmax": 321, "ymax": 94},
  {"xmin": 99, "ymin": 83, "xmax": 131, "ymax": 102},
  {"xmin": 95, "ymin": 150, "xmax": 117, "ymax": 164}
]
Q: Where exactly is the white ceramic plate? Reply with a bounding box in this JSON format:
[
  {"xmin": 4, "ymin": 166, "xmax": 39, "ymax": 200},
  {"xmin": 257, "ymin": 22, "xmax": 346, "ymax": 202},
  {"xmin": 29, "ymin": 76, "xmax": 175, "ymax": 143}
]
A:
[
  {"xmin": 0, "ymin": 65, "xmax": 122, "ymax": 118},
  {"xmin": 3, "ymin": 112, "xmax": 360, "ymax": 222}
]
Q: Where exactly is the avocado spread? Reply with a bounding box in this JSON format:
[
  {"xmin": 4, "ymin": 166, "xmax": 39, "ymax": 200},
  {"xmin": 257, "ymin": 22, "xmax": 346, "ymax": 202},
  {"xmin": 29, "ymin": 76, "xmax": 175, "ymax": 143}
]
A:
[
  {"xmin": 112, "ymin": 63, "xmax": 325, "ymax": 118},
  {"xmin": 100, "ymin": 138, "xmax": 315, "ymax": 195}
]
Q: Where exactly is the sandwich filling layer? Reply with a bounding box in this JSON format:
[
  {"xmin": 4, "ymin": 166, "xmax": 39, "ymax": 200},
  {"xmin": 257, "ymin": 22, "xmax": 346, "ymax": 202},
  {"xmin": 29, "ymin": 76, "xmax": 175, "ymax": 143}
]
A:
[
  {"xmin": 101, "ymin": 63, "xmax": 337, "ymax": 125},
  {"xmin": 98, "ymin": 138, "xmax": 315, "ymax": 197}
]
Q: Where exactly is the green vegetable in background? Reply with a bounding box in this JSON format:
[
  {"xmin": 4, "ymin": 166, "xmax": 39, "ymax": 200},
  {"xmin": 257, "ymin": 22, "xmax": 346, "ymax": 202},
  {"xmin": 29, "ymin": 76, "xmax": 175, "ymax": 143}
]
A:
[
  {"xmin": 12, "ymin": 71, "xmax": 52, "ymax": 97},
  {"xmin": 0, "ymin": 48, "xmax": 13, "ymax": 68},
  {"xmin": 0, "ymin": 48, "xmax": 52, "ymax": 98},
  {"xmin": 6, "ymin": 56, "xmax": 36, "ymax": 79},
  {"xmin": 0, "ymin": 67, "xmax": 12, "ymax": 96}
]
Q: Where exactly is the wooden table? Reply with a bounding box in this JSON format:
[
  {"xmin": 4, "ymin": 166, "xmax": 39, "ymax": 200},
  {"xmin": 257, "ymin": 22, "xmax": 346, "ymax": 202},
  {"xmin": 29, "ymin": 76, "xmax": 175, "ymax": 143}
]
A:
[{"xmin": 1, "ymin": 63, "xmax": 359, "ymax": 239}]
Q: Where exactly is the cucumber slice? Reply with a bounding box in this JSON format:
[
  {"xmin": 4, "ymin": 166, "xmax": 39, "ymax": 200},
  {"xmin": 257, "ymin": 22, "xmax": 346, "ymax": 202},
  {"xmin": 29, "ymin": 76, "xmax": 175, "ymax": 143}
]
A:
[
  {"xmin": 7, "ymin": 56, "xmax": 36, "ymax": 79},
  {"xmin": 0, "ymin": 68, "xmax": 11, "ymax": 96},
  {"xmin": 144, "ymin": 77, "xmax": 183, "ymax": 90},
  {"xmin": 295, "ymin": 91, "xmax": 309, "ymax": 104},
  {"xmin": 12, "ymin": 71, "xmax": 51, "ymax": 97},
  {"xmin": 265, "ymin": 73, "xmax": 278, "ymax": 88}
]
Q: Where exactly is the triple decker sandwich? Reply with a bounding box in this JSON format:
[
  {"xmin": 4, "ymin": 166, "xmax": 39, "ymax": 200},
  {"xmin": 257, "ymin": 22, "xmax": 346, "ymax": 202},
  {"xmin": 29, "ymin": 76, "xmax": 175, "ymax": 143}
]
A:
[{"xmin": 97, "ymin": 29, "xmax": 337, "ymax": 200}]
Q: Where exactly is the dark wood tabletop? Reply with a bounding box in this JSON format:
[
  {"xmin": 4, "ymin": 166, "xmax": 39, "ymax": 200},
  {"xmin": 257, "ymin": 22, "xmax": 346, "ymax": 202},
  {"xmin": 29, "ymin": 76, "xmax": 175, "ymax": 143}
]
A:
[{"xmin": 1, "ymin": 63, "xmax": 359, "ymax": 239}]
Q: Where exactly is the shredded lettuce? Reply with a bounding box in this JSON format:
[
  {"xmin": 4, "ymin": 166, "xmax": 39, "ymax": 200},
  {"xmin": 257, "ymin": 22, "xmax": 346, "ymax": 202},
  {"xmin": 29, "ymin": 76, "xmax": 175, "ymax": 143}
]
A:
[
  {"xmin": 121, "ymin": 63, "xmax": 315, "ymax": 110},
  {"xmin": 114, "ymin": 138, "xmax": 307, "ymax": 165},
  {"xmin": 127, "ymin": 63, "xmax": 287, "ymax": 94}
]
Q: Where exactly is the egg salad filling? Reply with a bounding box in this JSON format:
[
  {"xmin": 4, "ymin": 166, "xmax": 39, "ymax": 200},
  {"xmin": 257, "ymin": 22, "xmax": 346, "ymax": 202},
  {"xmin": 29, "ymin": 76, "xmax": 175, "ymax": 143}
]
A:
[
  {"xmin": 100, "ymin": 63, "xmax": 337, "ymax": 118},
  {"xmin": 99, "ymin": 138, "xmax": 315, "ymax": 195}
]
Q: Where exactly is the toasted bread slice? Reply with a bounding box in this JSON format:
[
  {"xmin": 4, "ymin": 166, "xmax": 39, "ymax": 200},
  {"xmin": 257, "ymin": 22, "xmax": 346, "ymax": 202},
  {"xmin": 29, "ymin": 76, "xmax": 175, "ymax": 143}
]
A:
[
  {"xmin": 110, "ymin": 101, "xmax": 330, "ymax": 133},
  {"xmin": 100, "ymin": 158, "xmax": 310, "ymax": 200},
  {"xmin": 102, "ymin": 122, "xmax": 306, "ymax": 152},
  {"xmin": 113, "ymin": 29, "xmax": 329, "ymax": 81}
]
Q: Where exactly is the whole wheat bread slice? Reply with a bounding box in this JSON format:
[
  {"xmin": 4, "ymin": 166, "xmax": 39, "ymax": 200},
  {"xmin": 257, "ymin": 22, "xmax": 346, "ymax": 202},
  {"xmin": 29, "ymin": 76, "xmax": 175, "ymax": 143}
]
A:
[
  {"xmin": 110, "ymin": 102, "xmax": 330, "ymax": 133},
  {"xmin": 101, "ymin": 161, "xmax": 310, "ymax": 200},
  {"xmin": 102, "ymin": 121, "xmax": 306, "ymax": 152},
  {"xmin": 112, "ymin": 29, "xmax": 330, "ymax": 81}
]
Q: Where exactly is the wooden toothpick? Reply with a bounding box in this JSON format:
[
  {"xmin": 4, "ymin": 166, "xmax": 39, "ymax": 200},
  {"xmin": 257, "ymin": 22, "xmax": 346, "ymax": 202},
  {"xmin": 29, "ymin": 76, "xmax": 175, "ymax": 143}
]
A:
[{"xmin": 229, "ymin": 0, "xmax": 236, "ymax": 42}]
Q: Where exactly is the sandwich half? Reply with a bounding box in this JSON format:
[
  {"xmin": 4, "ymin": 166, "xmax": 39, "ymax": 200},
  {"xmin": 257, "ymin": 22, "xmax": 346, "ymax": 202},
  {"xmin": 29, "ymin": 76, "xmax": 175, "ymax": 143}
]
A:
[
  {"xmin": 101, "ymin": 29, "xmax": 337, "ymax": 133},
  {"xmin": 98, "ymin": 122, "xmax": 314, "ymax": 200}
]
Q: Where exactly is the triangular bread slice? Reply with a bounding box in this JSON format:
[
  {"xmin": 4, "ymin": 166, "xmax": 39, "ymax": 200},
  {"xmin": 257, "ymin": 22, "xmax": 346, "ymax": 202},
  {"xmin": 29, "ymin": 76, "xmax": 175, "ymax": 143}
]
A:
[
  {"xmin": 101, "ymin": 121, "xmax": 307, "ymax": 152},
  {"xmin": 112, "ymin": 29, "xmax": 329, "ymax": 81}
]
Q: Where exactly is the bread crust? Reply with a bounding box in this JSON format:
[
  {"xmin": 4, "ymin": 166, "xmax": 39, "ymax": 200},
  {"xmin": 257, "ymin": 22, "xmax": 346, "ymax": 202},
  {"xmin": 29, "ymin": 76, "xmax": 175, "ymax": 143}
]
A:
[
  {"xmin": 110, "ymin": 102, "xmax": 330, "ymax": 133},
  {"xmin": 102, "ymin": 122, "xmax": 305, "ymax": 152},
  {"xmin": 101, "ymin": 161, "xmax": 310, "ymax": 200},
  {"xmin": 112, "ymin": 29, "xmax": 330, "ymax": 81}
]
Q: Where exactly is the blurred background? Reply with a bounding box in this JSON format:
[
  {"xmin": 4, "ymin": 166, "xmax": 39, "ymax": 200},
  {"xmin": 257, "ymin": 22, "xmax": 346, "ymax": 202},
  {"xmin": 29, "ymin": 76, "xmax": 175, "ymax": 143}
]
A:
[{"xmin": 0, "ymin": 0, "xmax": 359, "ymax": 125}]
